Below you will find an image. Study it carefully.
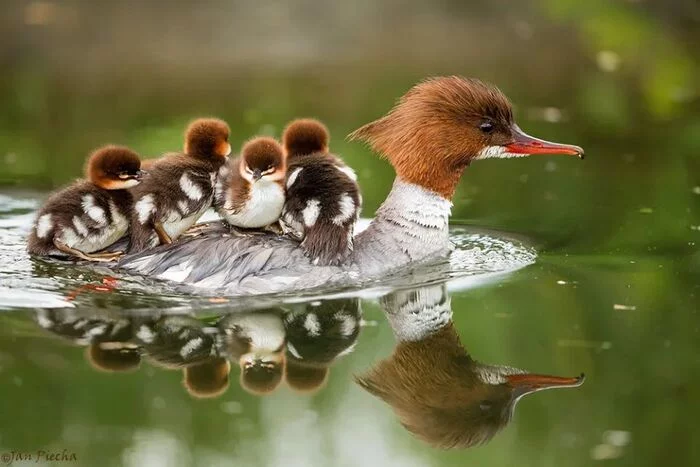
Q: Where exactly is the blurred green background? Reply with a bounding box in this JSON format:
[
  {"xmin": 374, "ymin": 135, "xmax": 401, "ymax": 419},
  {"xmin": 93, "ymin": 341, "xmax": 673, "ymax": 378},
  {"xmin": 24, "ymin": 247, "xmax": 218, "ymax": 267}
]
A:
[{"xmin": 0, "ymin": 0, "xmax": 699, "ymax": 466}]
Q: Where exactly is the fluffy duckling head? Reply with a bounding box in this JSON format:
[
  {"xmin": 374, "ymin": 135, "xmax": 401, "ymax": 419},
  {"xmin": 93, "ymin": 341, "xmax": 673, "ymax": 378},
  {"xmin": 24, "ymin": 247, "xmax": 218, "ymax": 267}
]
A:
[
  {"xmin": 85, "ymin": 343, "xmax": 141, "ymax": 373},
  {"xmin": 239, "ymin": 352, "xmax": 284, "ymax": 395},
  {"xmin": 184, "ymin": 118, "xmax": 231, "ymax": 159},
  {"xmin": 239, "ymin": 137, "xmax": 286, "ymax": 183},
  {"xmin": 282, "ymin": 118, "xmax": 329, "ymax": 157},
  {"xmin": 86, "ymin": 145, "xmax": 144, "ymax": 190},
  {"xmin": 183, "ymin": 357, "xmax": 231, "ymax": 399}
]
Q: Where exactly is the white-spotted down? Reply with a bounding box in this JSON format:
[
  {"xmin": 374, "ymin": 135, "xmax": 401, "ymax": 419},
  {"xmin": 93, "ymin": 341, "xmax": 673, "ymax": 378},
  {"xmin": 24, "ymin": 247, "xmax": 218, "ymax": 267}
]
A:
[
  {"xmin": 332, "ymin": 193, "xmax": 355, "ymax": 225},
  {"xmin": 135, "ymin": 194, "xmax": 156, "ymax": 224},
  {"xmin": 286, "ymin": 167, "xmax": 302, "ymax": 188},
  {"xmin": 36, "ymin": 214, "xmax": 53, "ymax": 238},
  {"xmin": 180, "ymin": 172, "xmax": 203, "ymax": 201},
  {"xmin": 302, "ymin": 199, "xmax": 321, "ymax": 227},
  {"xmin": 81, "ymin": 194, "xmax": 107, "ymax": 226}
]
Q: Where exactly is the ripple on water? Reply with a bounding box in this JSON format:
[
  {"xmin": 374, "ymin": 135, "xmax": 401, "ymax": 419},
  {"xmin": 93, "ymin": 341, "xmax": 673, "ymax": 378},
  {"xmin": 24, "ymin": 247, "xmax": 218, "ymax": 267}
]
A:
[{"xmin": 0, "ymin": 194, "xmax": 536, "ymax": 311}]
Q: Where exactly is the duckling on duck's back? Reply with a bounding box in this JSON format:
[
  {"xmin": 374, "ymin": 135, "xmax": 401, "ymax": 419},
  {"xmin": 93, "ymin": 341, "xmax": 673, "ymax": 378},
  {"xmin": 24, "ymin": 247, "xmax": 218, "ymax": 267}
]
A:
[
  {"xmin": 214, "ymin": 136, "xmax": 287, "ymax": 229},
  {"xmin": 281, "ymin": 118, "xmax": 361, "ymax": 266},
  {"xmin": 27, "ymin": 145, "xmax": 144, "ymax": 262},
  {"xmin": 128, "ymin": 118, "xmax": 231, "ymax": 253}
]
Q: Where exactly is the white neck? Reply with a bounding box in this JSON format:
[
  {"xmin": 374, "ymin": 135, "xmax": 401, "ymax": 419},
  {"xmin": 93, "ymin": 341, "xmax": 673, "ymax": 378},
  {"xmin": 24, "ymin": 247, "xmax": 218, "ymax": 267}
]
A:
[
  {"xmin": 381, "ymin": 284, "xmax": 453, "ymax": 341},
  {"xmin": 352, "ymin": 178, "xmax": 453, "ymax": 275}
]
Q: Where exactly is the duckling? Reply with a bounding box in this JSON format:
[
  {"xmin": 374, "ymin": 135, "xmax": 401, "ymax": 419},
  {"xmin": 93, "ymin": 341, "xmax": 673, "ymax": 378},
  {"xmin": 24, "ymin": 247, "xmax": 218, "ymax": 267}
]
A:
[
  {"xmin": 281, "ymin": 119, "xmax": 361, "ymax": 265},
  {"xmin": 27, "ymin": 145, "xmax": 144, "ymax": 262},
  {"xmin": 128, "ymin": 118, "xmax": 231, "ymax": 253},
  {"xmin": 217, "ymin": 311, "xmax": 286, "ymax": 395},
  {"xmin": 214, "ymin": 137, "xmax": 286, "ymax": 230}
]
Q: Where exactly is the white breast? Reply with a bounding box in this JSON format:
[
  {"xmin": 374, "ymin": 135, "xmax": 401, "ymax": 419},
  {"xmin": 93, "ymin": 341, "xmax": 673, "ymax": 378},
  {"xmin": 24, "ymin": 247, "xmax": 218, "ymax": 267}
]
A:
[{"xmin": 220, "ymin": 180, "xmax": 285, "ymax": 228}]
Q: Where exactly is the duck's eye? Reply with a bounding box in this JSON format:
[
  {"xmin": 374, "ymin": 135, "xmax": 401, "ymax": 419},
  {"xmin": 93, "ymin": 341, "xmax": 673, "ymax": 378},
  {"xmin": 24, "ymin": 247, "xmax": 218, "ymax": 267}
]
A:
[
  {"xmin": 245, "ymin": 166, "xmax": 253, "ymax": 174},
  {"xmin": 479, "ymin": 122, "xmax": 494, "ymax": 134},
  {"xmin": 267, "ymin": 165, "xmax": 274, "ymax": 171}
]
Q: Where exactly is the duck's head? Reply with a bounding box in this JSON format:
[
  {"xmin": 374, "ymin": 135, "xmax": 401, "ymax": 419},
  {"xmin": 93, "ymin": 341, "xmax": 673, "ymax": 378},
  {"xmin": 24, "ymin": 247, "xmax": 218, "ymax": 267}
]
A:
[
  {"xmin": 239, "ymin": 351, "xmax": 285, "ymax": 395},
  {"xmin": 349, "ymin": 76, "xmax": 584, "ymax": 198},
  {"xmin": 282, "ymin": 118, "xmax": 330, "ymax": 157},
  {"xmin": 86, "ymin": 145, "xmax": 144, "ymax": 190},
  {"xmin": 184, "ymin": 118, "xmax": 231, "ymax": 159},
  {"xmin": 182, "ymin": 357, "xmax": 231, "ymax": 399},
  {"xmin": 239, "ymin": 137, "xmax": 286, "ymax": 184}
]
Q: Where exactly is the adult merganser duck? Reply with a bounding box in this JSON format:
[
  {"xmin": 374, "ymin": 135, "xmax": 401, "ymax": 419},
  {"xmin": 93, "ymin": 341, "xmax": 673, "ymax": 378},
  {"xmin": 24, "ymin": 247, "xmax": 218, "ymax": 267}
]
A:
[
  {"xmin": 213, "ymin": 136, "xmax": 287, "ymax": 230},
  {"xmin": 119, "ymin": 77, "xmax": 583, "ymax": 293},
  {"xmin": 280, "ymin": 119, "xmax": 361, "ymax": 265},
  {"xmin": 357, "ymin": 284, "xmax": 585, "ymax": 449},
  {"xmin": 27, "ymin": 146, "xmax": 144, "ymax": 262},
  {"xmin": 128, "ymin": 118, "xmax": 231, "ymax": 253}
]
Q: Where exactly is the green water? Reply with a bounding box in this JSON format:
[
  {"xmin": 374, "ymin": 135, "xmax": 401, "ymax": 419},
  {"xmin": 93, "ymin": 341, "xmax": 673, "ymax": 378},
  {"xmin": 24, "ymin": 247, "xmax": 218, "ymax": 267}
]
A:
[{"xmin": 1, "ymin": 0, "xmax": 700, "ymax": 465}]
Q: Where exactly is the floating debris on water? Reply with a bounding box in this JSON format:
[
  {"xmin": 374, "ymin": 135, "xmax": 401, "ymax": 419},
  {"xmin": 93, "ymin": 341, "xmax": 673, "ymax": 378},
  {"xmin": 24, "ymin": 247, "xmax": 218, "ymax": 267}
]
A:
[
  {"xmin": 557, "ymin": 280, "xmax": 568, "ymax": 285},
  {"xmin": 613, "ymin": 304, "xmax": 636, "ymax": 311},
  {"xmin": 638, "ymin": 207, "xmax": 653, "ymax": 214},
  {"xmin": 221, "ymin": 401, "xmax": 243, "ymax": 415},
  {"xmin": 692, "ymin": 186, "xmax": 700, "ymax": 195}
]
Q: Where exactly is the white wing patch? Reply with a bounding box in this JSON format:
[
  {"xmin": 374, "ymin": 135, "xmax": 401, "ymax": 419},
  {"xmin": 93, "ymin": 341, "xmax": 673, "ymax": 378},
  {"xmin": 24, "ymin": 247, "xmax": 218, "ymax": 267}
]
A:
[
  {"xmin": 287, "ymin": 167, "xmax": 302, "ymax": 188},
  {"xmin": 135, "ymin": 194, "xmax": 156, "ymax": 224},
  {"xmin": 180, "ymin": 172, "xmax": 203, "ymax": 201},
  {"xmin": 332, "ymin": 193, "xmax": 355, "ymax": 225},
  {"xmin": 81, "ymin": 194, "xmax": 107, "ymax": 226},
  {"xmin": 302, "ymin": 199, "xmax": 320, "ymax": 227},
  {"xmin": 36, "ymin": 214, "xmax": 53, "ymax": 238}
]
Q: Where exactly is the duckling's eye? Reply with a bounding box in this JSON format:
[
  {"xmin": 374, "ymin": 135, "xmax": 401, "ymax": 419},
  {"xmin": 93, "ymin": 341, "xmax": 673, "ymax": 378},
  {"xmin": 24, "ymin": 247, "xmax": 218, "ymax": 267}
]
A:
[
  {"xmin": 245, "ymin": 166, "xmax": 253, "ymax": 174},
  {"xmin": 267, "ymin": 165, "xmax": 274, "ymax": 171},
  {"xmin": 479, "ymin": 122, "xmax": 495, "ymax": 134}
]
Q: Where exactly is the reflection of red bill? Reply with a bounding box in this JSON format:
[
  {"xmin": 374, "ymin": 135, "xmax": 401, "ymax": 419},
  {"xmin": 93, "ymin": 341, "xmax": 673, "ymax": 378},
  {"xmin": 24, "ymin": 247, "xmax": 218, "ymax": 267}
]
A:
[{"xmin": 66, "ymin": 276, "xmax": 118, "ymax": 301}]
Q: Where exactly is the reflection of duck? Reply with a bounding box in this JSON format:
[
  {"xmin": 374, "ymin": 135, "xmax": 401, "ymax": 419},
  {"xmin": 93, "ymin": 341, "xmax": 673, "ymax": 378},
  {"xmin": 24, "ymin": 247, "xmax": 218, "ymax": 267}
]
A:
[
  {"xmin": 357, "ymin": 285, "xmax": 584, "ymax": 449},
  {"xmin": 217, "ymin": 311, "xmax": 286, "ymax": 395}
]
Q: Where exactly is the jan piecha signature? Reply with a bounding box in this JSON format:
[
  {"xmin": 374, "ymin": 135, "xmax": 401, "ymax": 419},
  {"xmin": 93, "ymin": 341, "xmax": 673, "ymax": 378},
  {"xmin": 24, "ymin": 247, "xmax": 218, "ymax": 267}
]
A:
[{"xmin": 1, "ymin": 450, "xmax": 77, "ymax": 464}]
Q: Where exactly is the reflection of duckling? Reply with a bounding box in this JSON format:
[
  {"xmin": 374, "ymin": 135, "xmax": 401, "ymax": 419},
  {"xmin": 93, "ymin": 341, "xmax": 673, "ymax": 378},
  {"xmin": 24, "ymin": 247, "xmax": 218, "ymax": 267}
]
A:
[
  {"xmin": 27, "ymin": 146, "xmax": 144, "ymax": 262},
  {"xmin": 183, "ymin": 357, "xmax": 231, "ymax": 399},
  {"xmin": 282, "ymin": 298, "xmax": 361, "ymax": 394},
  {"xmin": 86, "ymin": 343, "xmax": 141, "ymax": 373},
  {"xmin": 284, "ymin": 298, "xmax": 361, "ymax": 365},
  {"xmin": 129, "ymin": 118, "xmax": 231, "ymax": 252},
  {"xmin": 135, "ymin": 315, "xmax": 217, "ymax": 369},
  {"xmin": 34, "ymin": 309, "xmax": 141, "ymax": 372},
  {"xmin": 218, "ymin": 311, "xmax": 286, "ymax": 395},
  {"xmin": 281, "ymin": 119, "xmax": 361, "ymax": 265},
  {"xmin": 357, "ymin": 285, "xmax": 584, "ymax": 449}
]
